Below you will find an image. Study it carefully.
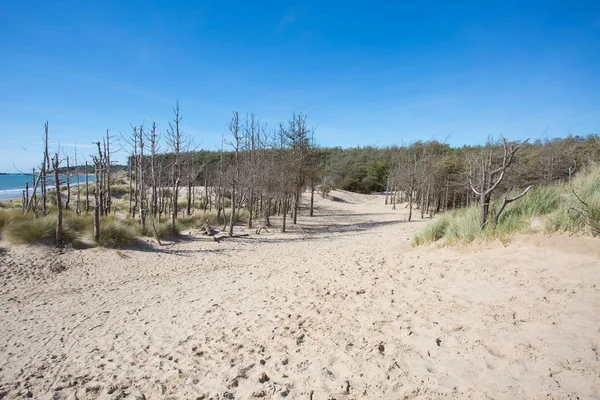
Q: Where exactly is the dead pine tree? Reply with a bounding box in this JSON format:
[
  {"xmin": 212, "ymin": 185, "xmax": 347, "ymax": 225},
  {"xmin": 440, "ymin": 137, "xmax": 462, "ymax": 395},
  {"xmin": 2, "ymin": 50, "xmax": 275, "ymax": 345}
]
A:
[
  {"xmin": 53, "ymin": 153, "xmax": 64, "ymax": 247},
  {"xmin": 65, "ymin": 155, "xmax": 71, "ymax": 210},
  {"xmin": 147, "ymin": 122, "xmax": 159, "ymax": 219},
  {"xmin": 138, "ymin": 125, "xmax": 146, "ymax": 232},
  {"xmin": 85, "ymin": 161, "xmax": 90, "ymax": 213},
  {"xmin": 74, "ymin": 147, "xmax": 82, "ymax": 215},
  {"xmin": 468, "ymin": 134, "xmax": 529, "ymax": 229},
  {"xmin": 91, "ymin": 155, "xmax": 102, "ymax": 243},
  {"xmin": 166, "ymin": 101, "xmax": 187, "ymax": 228},
  {"xmin": 227, "ymin": 111, "xmax": 241, "ymax": 237},
  {"xmin": 41, "ymin": 122, "xmax": 50, "ymax": 217},
  {"xmin": 103, "ymin": 130, "xmax": 114, "ymax": 215}
]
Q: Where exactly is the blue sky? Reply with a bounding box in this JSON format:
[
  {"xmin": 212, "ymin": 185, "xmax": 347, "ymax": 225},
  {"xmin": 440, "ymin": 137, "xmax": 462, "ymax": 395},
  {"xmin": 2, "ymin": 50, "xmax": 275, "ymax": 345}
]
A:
[{"xmin": 0, "ymin": 1, "xmax": 599, "ymax": 171}]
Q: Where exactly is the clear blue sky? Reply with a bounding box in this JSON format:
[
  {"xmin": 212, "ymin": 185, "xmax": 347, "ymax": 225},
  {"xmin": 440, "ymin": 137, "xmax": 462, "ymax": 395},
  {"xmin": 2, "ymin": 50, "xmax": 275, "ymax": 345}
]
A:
[{"xmin": 0, "ymin": 1, "xmax": 599, "ymax": 171}]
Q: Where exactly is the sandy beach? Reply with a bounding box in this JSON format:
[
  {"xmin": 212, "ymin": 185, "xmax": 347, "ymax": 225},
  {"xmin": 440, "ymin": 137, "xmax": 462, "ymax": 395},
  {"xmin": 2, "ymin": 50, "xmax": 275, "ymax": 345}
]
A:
[{"xmin": 1, "ymin": 191, "xmax": 599, "ymax": 399}]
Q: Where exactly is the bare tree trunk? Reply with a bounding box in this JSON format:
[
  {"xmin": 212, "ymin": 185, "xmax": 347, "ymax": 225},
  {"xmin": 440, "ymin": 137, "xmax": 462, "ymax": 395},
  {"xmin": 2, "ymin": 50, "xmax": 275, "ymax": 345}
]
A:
[
  {"xmin": 105, "ymin": 130, "xmax": 112, "ymax": 215},
  {"xmin": 187, "ymin": 180, "xmax": 192, "ymax": 216},
  {"xmin": 408, "ymin": 192, "xmax": 413, "ymax": 222},
  {"xmin": 53, "ymin": 154, "xmax": 63, "ymax": 246},
  {"xmin": 85, "ymin": 161, "xmax": 90, "ymax": 213},
  {"xmin": 41, "ymin": 122, "xmax": 49, "ymax": 217},
  {"xmin": 138, "ymin": 127, "xmax": 146, "ymax": 232},
  {"xmin": 24, "ymin": 182, "xmax": 29, "ymax": 214},
  {"xmin": 95, "ymin": 142, "xmax": 105, "ymax": 216},
  {"xmin": 292, "ymin": 189, "xmax": 299, "ymax": 224},
  {"xmin": 93, "ymin": 160, "xmax": 101, "ymax": 243},
  {"xmin": 65, "ymin": 156, "xmax": 71, "ymax": 210},
  {"xmin": 310, "ymin": 180, "xmax": 315, "ymax": 217},
  {"xmin": 128, "ymin": 155, "xmax": 134, "ymax": 217},
  {"xmin": 281, "ymin": 194, "xmax": 287, "ymax": 233},
  {"xmin": 228, "ymin": 111, "xmax": 241, "ymax": 237}
]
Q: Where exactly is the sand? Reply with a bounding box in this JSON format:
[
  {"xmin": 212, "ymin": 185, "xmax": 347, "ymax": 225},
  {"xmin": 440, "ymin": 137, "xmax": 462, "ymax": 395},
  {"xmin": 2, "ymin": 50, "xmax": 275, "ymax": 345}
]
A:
[{"xmin": 0, "ymin": 191, "xmax": 599, "ymax": 399}]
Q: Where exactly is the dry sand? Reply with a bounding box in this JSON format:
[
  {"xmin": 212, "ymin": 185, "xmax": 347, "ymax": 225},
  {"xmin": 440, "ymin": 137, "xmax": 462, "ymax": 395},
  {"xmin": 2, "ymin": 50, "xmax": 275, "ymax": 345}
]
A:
[{"xmin": 1, "ymin": 191, "xmax": 599, "ymax": 399}]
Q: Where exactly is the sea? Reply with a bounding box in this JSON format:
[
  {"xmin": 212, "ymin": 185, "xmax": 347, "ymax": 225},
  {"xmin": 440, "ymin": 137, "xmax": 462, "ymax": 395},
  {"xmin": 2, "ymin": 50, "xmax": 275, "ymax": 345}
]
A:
[{"xmin": 0, "ymin": 173, "xmax": 94, "ymax": 201}]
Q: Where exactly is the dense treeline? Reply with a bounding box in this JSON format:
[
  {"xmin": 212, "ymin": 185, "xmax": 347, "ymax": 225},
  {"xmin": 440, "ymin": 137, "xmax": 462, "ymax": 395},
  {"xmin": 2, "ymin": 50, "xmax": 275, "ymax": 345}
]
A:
[{"xmin": 180, "ymin": 134, "xmax": 599, "ymax": 218}]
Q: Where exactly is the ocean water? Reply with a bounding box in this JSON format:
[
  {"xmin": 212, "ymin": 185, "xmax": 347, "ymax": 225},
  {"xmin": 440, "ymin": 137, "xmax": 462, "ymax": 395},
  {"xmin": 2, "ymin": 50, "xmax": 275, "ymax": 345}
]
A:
[{"xmin": 0, "ymin": 173, "xmax": 94, "ymax": 201}]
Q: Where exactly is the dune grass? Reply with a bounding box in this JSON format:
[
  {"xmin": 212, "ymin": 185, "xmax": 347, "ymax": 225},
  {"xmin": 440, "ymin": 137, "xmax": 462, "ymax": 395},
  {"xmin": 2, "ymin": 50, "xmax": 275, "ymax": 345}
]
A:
[
  {"xmin": 413, "ymin": 164, "xmax": 600, "ymax": 246},
  {"xmin": 5, "ymin": 216, "xmax": 79, "ymax": 246},
  {"xmin": 154, "ymin": 222, "xmax": 181, "ymax": 239},
  {"xmin": 97, "ymin": 219, "xmax": 136, "ymax": 248},
  {"xmin": 0, "ymin": 209, "xmax": 22, "ymax": 233}
]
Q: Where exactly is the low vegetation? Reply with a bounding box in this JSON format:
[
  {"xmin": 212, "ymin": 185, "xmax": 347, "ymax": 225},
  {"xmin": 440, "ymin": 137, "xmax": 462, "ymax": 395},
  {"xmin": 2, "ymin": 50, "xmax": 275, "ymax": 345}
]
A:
[
  {"xmin": 413, "ymin": 165, "xmax": 600, "ymax": 246},
  {"xmin": 5, "ymin": 216, "xmax": 79, "ymax": 246},
  {"xmin": 97, "ymin": 219, "xmax": 135, "ymax": 248}
]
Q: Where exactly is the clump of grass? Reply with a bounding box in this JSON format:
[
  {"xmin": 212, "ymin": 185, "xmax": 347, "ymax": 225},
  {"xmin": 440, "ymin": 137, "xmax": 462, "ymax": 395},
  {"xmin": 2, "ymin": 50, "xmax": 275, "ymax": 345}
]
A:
[
  {"xmin": 154, "ymin": 222, "xmax": 181, "ymax": 239},
  {"xmin": 5, "ymin": 216, "xmax": 79, "ymax": 246},
  {"xmin": 0, "ymin": 209, "xmax": 22, "ymax": 233},
  {"xmin": 177, "ymin": 215, "xmax": 202, "ymax": 230},
  {"xmin": 97, "ymin": 219, "xmax": 135, "ymax": 248},
  {"xmin": 110, "ymin": 184, "xmax": 129, "ymax": 197},
  {"xmin": 0, "ymin": 200, "xmax": 22, "ymax": 210},
  {"xmin": 64, "ymin": 212, "xmax": 94, "ymax": 233},
  {"xmin": 412, "ymin": 214, "xmax": 450, "ymax": 246},
  {"xmin": 234, "ymin": 209, "xmax": 250, "ymax": 224},
  {"xmin": 546, "ymin": 164, "xmax": 600, "ymax": 234},
  {"xmin": 197, "ymin": 211, "xmax": 218, "ymax": 225}
]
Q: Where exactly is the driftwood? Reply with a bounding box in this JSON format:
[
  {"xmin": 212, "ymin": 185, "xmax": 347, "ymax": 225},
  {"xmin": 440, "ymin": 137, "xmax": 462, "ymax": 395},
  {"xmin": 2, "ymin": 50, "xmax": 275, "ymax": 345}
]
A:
[
  {"xmin": 255, "ymin": 226, "xmax": 270, "ymax": 235},
  {"xmin": 213, "ymin": 233, "xmax": 250, "ymax": 243},
  {"xmin": 200, "ymin": 222, "xmax": 216, "ymax": 236}
]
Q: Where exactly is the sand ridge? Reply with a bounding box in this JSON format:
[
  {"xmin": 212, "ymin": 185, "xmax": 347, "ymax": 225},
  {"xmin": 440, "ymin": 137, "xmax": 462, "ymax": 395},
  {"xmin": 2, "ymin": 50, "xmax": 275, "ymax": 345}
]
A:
[{"xmin": 1, "ymin": 191, "xmax": 599, "ymax": 399}]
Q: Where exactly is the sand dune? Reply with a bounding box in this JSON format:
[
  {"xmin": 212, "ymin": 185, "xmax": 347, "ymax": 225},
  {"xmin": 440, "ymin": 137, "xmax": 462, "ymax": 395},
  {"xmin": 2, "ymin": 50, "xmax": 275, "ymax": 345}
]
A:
[{"xmin": 1, "ymin": 191, "xmax": 599, "ymax": 399}]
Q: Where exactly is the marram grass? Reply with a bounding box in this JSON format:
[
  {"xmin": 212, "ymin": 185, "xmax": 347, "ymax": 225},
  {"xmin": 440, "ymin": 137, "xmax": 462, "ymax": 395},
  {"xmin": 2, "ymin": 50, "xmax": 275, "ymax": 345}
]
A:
[
  {"xmin": 5, "ymin": 216, "xmax": 79, "ymax": 246},
  {"xmin": 413, "ymin": 164, "xmax": 600, "ymax": 246}
]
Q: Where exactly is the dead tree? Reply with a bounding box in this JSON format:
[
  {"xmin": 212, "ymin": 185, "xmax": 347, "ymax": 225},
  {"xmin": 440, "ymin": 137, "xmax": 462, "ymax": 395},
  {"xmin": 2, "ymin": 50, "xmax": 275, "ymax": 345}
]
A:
[
  {"xmin": 104, "ymin": 130, "xmax": 113, "ymax": 215},
  {"xmin": 166, "ymin": 101, "xmax": 186, "ymax": 228},
  {"xmin": 41, "ymin": 122, "xmax": 50, "ymax": 216},
  {"xmin": 468, "ymin": 135, "xmax": 529, "ymax": 229},
  {"xmin": 94, "ymin": 141, "xmax": 105, "ymax": 216},
  {"xmin": 85, "ymin": 161, "xmax": 90, "ymax": 213},
  {"xmin": 53, "ymin": 153, "xmax": 64, "ymax": 246},
  {"xmin": 138, "ymin": 126, "xmax": 146, "ymax": 232},
  {"xmin": 91, "ymin": 155, "xmax": 101, "ymax": 243},
  {"xmin": 227, "ymin": 111, "xmax": 241, "ymax": 237},
  {"xmin": 147, "ymin": 122, "xmax": 159, "ymax": 218},
  {"xmin": 65, "ymin": 155, "xmax": 71, "ymax": 210},
  {"xmin": 74, "ymin": 147, "xmax": 82, "ymax": 215}
]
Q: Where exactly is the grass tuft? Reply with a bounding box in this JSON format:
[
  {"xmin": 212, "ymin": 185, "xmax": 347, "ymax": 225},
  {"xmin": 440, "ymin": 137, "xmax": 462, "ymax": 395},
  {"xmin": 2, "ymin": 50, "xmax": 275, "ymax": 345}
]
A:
[
  {"xmin": 97, "ymin": 219, "xmax": 135, "ymax": 248},
  {"xmin": 5, "ymin": 216, "xmax": 79, "ymax": 246}
]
